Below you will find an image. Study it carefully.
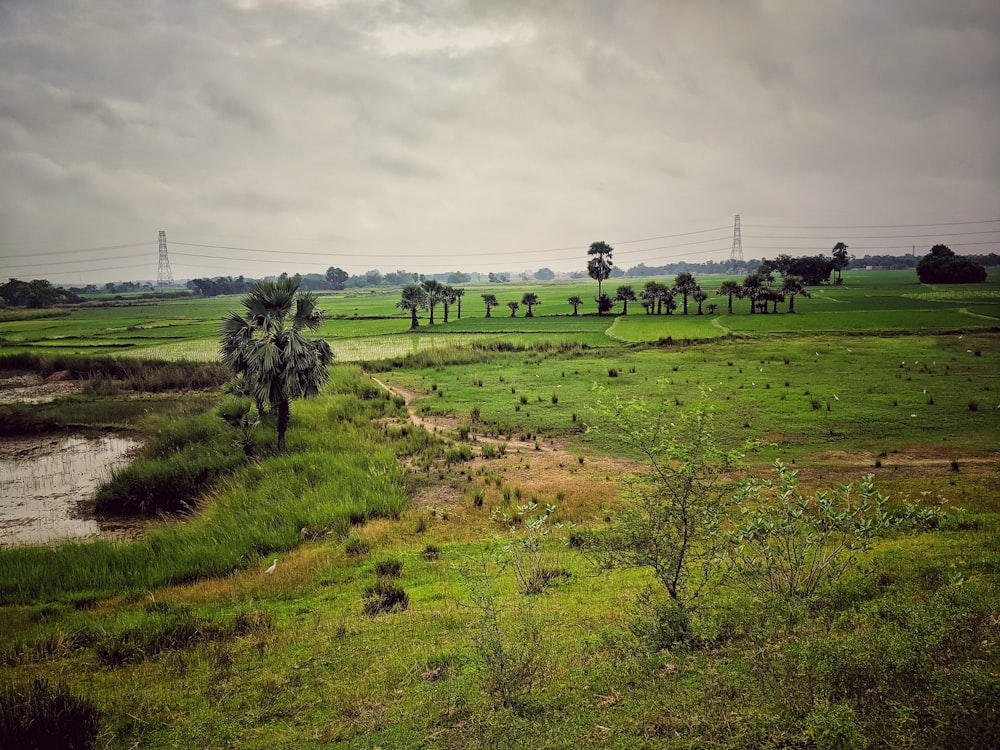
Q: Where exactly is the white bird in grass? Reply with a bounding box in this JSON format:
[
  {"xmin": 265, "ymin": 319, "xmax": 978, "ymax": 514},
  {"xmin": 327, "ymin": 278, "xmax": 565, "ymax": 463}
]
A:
[
  {"xmin": 834, "ymin": 394, "xmax": 839, "ymax": 401},
  {"xmin": 264, "ymin": 558, "xmax": 278, "ymax": 574}
]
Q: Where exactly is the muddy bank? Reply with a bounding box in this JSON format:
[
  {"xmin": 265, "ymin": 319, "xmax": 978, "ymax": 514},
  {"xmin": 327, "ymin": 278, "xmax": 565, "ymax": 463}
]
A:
[
  {"xmin": 0, "ymin": 434, "xmax": 140, "ymax": 547},
  {"xmin": 0, "ymin": 373, "xmax": 82, "ymax": 404}
]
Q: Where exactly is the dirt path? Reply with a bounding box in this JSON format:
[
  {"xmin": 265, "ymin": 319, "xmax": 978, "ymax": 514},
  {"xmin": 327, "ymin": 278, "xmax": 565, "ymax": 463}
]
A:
[{"xmin": 369, "ymin": 374, "xmax": 645, "ymax": 517}]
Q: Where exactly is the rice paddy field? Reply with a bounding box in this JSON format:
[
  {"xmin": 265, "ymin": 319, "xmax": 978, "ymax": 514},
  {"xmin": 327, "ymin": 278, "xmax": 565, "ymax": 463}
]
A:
[{"xmin": 0, "ymin": 269, "xmax": 998, "ymax": 748}]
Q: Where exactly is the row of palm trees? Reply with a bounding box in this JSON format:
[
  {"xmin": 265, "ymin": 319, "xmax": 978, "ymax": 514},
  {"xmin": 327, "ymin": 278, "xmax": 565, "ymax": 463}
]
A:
[
  {"xmin": 397, "ymin": 272, "xmax": 812, "ymax": 329},
  {"xmin": 396, "ymin": 279, "xmax": 467, "ymax": 329}
]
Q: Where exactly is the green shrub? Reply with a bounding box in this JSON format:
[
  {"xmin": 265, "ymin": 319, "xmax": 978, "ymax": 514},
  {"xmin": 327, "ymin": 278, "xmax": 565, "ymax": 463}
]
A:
[
  {"xmin": 362, "ymin": 580, "xmax": 409, "ymax": 616},
  {"xmin": 805, "ymin": 703, "xmax": 869, "ymax": 750},
  {"xmin": 0, "ymin": 679, "xmax": 101, "ymax": 750},
  {"xmin": 374, "ymin": 558, "xmax": 403, "ymax": 578},
  {"xmin": 344, "ymin": 534, "xmax": 370, "ymax": 556}
]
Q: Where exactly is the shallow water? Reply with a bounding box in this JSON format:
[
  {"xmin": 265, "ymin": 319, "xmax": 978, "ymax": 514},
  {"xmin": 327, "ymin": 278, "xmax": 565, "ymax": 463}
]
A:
[{"xmin": 0, "ymin": 435, "xmax": 139, "ymax": 547}]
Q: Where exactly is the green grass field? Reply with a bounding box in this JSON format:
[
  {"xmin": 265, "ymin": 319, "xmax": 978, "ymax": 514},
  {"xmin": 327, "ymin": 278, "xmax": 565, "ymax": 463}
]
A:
[{"xmin": 0, "ymin": 270, "xmax": 998, "ymax": 748}]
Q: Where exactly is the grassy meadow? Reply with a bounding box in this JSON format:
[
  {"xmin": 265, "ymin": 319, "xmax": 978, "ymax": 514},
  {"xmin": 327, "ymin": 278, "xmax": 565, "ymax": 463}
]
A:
[{"xmin": 0, "ymin": 269, "xmax": 998, "ymax": 748}]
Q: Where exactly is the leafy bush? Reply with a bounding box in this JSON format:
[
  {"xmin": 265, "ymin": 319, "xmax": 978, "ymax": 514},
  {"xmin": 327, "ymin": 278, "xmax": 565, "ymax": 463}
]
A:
[
  {"xmin": 727, "ymin": 462, "xmax": 929, "ymax": 599},
  {"xmin": 0, "ymin": 679, "xmax": 101, "ymax": 750}
]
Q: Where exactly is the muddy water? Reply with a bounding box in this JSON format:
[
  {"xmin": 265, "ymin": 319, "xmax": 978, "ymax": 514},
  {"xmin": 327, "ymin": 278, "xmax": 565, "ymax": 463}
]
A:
[{"xmin": 0, "ymin": 435, "xmax": 140, "ymax": 547}]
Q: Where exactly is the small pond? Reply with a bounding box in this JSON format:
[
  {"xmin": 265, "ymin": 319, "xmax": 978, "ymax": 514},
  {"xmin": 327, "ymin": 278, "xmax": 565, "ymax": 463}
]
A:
[{"xmin": 0, "ymin": 435, "xmax": 140, "ymax": 547}]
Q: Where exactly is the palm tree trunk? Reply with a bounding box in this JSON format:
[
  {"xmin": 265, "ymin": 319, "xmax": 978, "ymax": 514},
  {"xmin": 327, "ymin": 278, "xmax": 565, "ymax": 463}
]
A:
[
  {"xmin": 728, "ymin": 295, "xmax": 734, "ymax": 314},
  {"xmin": 276, "ymin": 399, "xmax": 290, "ymax": 451},
  {"xmin": 410, "ymin": 308, "xmax": 419, "ymax": 329}
]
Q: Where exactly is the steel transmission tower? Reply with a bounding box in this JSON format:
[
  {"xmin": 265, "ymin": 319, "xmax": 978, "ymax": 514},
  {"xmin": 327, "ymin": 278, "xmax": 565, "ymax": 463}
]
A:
[
  {"xmin": 157, "ymin": 230, "xmax": 174, "ymax": 286},
  {"xmin": 730, "ymin": 214, "xmax": 744, "ymax": 264}
]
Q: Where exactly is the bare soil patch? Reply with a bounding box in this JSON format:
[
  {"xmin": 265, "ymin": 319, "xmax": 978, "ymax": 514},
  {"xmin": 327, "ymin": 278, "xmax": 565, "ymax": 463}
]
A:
[{"xmin": 0, "ymin": 373, "xmax": 82, "ymax": 404}]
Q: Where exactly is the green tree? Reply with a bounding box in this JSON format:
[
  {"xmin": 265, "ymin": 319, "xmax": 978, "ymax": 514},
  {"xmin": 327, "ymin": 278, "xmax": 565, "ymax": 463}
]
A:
[
  {"xmin": 507, "ymin": 300, "xmax": 520, "ymax": 317},
  {"xmin": 521, "ymin": 292, "xmax": 540, "ymax": 317},
  {"xmin": 567, "ymin": 295, "xmax": 583, "ymax": 315},
  {"xmin": 325, "ymin": 266, "xmax": 348, "ymax": 290},
  {"xmin": 673, "ymin": 272, "xmax": 698, "ymax": 315},
  {"xmin": 397, "ymin": 284, "xmax": 428, "ymax": 330},
  {"xmin": 717, "ymin": 280, "xmax": 742, "ymax": 314},
  {"xmin": 482, "ymin": 293, "xmax": 498, "ymax": 318},
  {"xmin": 534, "ymin": 267, "xmax": 555, "ymax": 281},
  {"xmin": 421, "ymin": 279, "xmax": 446, "ymax": 324},
  {"xmin": 831, "ymin": 242, "xmax": 851, "ymax": 284},
  {"xmin": 453, "ymin": 287, "xmax": 466, "ymax": 319},
  {"xmin": 596, "ymin": 294, "xmax": 615, "ymax": 315},
  {"xmin": 220, "ymin": 278, "xmax": 333, "ymax": 451},
  {"xmin": 693, "ymin": 288, "xmax": 708, "ymax": 315},
  {"xmin": 742, "ymin": 273, "xmax": 767, "ymax": 314},
  {"xmin": 586, "ymin": 395, "xmax": 749, "ymax": 611},
  {"xmin": 781, "ymin": 275, "xmax": 810, "ymax": 313},
  {"xmin": 441, "ymin": 285, "xmax": 456, "ymax": 323},
  {"xmin": 615, "ymin": 285, "xmax": 636, "ymax": 315},
  {"xmin": 587, "ymin": 241, "xmax": 614, "ymax": 308},
  {"xmin": 916, "ymin": 244, "xmax": 987, "ymax": 283}
]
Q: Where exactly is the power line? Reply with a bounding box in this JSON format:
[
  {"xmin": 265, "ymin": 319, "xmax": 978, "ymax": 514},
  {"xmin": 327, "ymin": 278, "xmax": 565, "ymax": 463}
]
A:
[
  {"xmin": 0, "ymin": 242, "xmax": 148, "ymax": 260},
  {"xmin": 744, "ymin": 219, "xmax": 1000, "ymax": 229}
]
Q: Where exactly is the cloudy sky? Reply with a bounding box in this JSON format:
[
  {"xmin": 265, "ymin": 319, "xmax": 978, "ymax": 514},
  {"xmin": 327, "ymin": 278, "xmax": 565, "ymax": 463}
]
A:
[{"xmin": 1, "ymin": 0, "xmax": 998, "ymax": 284}]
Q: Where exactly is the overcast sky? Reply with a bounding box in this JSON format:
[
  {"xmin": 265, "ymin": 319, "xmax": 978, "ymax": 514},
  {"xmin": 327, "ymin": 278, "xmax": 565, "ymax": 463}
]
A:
[{"xmin": 1, "ymin": 0, "xmax": 998, "ymax": 284}]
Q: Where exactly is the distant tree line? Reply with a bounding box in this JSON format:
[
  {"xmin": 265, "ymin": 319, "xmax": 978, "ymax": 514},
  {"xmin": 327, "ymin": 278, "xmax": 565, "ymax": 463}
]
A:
[{"xmin": 0, "ymin": 278, "xmax": 83, "ymax": 308}]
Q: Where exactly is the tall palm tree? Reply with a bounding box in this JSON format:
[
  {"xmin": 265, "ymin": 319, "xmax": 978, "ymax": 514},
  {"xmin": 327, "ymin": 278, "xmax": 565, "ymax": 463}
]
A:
[
  {"xmin": 781, "ymin": 275, "xmax": 810, "ymax": 313},
  {"xmin": 220, "ymin": 278, "xmax": 333, "ymax": 451},
  {"xmin": 521, "ymin": 292, "xmax": 540, "ymax": 317},
  {"xmin": 717, "ymin": 281, "xmax": 742, "ymax": 314},
  {"xmin": 397, "ymin": 284, "xmax": 428, "ymax": 330},
  {"xmin": 567, "ymin": 295, "xmax": 583, "ymax": 315},
  {"xmin": 453, "ymin": 287, "xmax": 466, "ymax": 319},
  {"xmin": 507, "ymin": 300, "xmax": 520, "ymax": 317},
  {"xmin": 587, "ymin": 241, "xmax": 614, "ymax": 309},
  {"xmin": 674, "ymin": 272, "xmax": 698, "ymax": 315},
  {"xmin": 615, "ymin": 285, "xmax": 636, "ymax": 315},
  {"xmin": 742, "ymin": 273, "xmax": 766, "ymax": 315},
  {"xmin": 441, "ymin": 285, "xmax": 456, "ymax": 323},
  {"xmin": 482, "ymin": 293, "xmax": 498, "ymax": 318},
  {"xmin": 421, "ymin": 279, "xmax": 446, "ymax": 324}
]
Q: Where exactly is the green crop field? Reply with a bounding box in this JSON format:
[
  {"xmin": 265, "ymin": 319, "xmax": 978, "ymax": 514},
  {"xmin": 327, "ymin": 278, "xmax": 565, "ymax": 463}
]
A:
[{"xmin": 1, "ymin": 270, "xmax": 998, "ymax": 749}]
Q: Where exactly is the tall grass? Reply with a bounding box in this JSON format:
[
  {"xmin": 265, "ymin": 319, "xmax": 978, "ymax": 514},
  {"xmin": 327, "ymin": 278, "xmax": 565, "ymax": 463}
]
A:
[
  {"xmin": 0, "ymin": 353, "xmax": 229, "ymax": 391},
  {"xmin": 0, "ymin": 366, "xmax": 409, "ymax": 604}
]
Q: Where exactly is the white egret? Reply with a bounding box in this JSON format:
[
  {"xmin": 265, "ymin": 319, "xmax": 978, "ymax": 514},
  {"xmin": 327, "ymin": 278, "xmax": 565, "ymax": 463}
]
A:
[{"xmin": 265, "ymin": 559, "xmax": 278, "ymax": 574}]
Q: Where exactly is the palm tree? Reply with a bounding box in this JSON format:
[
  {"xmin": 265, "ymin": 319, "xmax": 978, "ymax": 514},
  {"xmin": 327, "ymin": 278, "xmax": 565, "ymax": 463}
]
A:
[
  {"xmin": 587, "ymin": 241, "xmax": 614, "ymax": 309},
  {"xmin": 717, "ymin": 281, "xmax": 742, "ymax": 314},
  {"xmin": 482, "ymin": 293, "xmax": 498, "ymax": 317},
  {"xmin": 661, "ymin": 287, "xmax": 677, "ymax": 315},
  {"xmin": 832, "ymin": 242, "xmax": 850, "ymax": 285},
  {"xmin": 507, "ymin": 300, "xmax": 520, "ymax": 317},
  {"xmin": 674, "ymin": 272, "xmax": 698, "ymax": 315},
  {"xmin": 781, "ymin": 275, "xmax": 810, "ymax": 313},
  {"xmin": 220, "ymin": 278, "xmax": 333, "ymax": 451},
  {"xmin": 397, "ymin": 284, "xmax": 428, "ymax": 330},
  {"xmin": 567, "ymin": 295, "xmax": 583, "ymax": 315},
  {"xmin": 421, "ymin": 279, "xmax": 445, "ymax": 324},
  {"xmin": 742, "ymin": 273, "xmax": 766, "ymax": 315},
  {"xmin": 693, "ymin": 288, "xmax": 708, "ymax": 315},
  {"xmin": 441, "ymin": 285, "xmax": 456, "ymax": 323},
  {"xmin": 521, "ymin": 292, "xmax": 540, "ymax": 317},
  {"xmin": 615, "ymin": 285, "xmax": 636, "ymax": 315},
  {"xmin": 643, "ymin": 281, "xmax": 663, "ymax": 314},
  {"xmin": 453, "ymin": 287, "xmax": 466, "ymax": 318}
]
